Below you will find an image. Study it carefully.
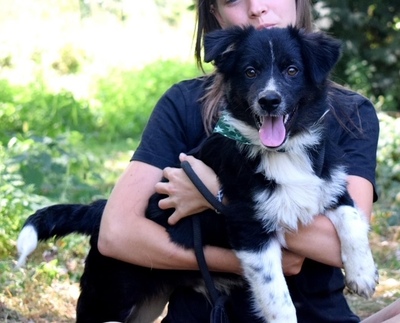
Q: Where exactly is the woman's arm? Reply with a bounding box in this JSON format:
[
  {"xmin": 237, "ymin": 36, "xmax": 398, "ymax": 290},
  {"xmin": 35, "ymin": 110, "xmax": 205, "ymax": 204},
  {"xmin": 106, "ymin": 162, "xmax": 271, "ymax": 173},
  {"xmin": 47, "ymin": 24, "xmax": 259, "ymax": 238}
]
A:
[
  {"xmin": 97, "ymin": 160, "xmax": 242, "ymax": 273},
  {"xmin": 361, "ymin": 298, "xmax": 400, "ymax": 323}
]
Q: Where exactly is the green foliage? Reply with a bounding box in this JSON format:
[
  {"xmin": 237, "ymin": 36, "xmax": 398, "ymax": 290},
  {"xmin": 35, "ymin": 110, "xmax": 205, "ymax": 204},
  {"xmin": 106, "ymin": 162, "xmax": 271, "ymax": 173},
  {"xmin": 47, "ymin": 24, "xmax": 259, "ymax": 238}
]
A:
[
  {"xmin": 0, "ymin": 78, "xmax": 110, "ymax": 258},
  {"xmin": 155, "ymin": 0, "xmax": 192, "ymax": 26},
  {"xmin": 0, "ymin": 142, "xmax": 51, "ymax": 257},
  {"xmin": 313, "ymin": 1, "xmax": 400, "ymax": 231},
  {"xmin": 51, "ymin": 44, "xmax": 87, "ymax": 75},
  {"xmin": 94, "ymin": 60, "xmax": 204, "ymax": 141},
  {"xmin": 0, "ymin": 132, "xmax": 108, "ymax": 257},
  {"xmin": 6, "ymin": 133, "xmax": 106, "ymax": 201},
  {"xmin": 79, "ymin": 0, "xmax": 126, "ymax": 20},
  {"xmin": 374, "ymin": 113, "xmax": 400, "ymax": 228},
  {"xmin": 0, "ymin": 58, "xmax": 203, "ymax": 261},
  {"xmin": 0, "ymin": 79, "xmax": 98, "ymax": 144},
  {"xmin": 315, "ymin": 1, "xmax": 400, "ymax": 112}
]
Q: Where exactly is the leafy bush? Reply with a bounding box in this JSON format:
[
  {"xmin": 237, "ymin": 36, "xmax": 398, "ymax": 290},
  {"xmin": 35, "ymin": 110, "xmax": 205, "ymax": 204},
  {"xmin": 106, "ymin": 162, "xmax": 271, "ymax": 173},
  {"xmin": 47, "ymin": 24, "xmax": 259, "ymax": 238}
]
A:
[
  {"xmin": 94, "ymin": 60, "xmax": 204, "ymax": 141},
  {"xmin": 0, "ymin": 60, "xmax": 206, "ymax": 144},
  {"xmin": 0, "ymin": 131, "xmax": 109, "ymax": 257},
  {"xmin": 0, "ymin": 59, "xmax": 206, "ymax": 259},
  {"xmin": 0, "ymin": 79, "xmax": 98, "ymax": 144},
  {"xmin": 315, "ymin": 2, "xmax": 400, "ymax": 113},
  {"xmin": 374, "ymin": 112, "xmax": 400, "ymax": 229},
  {"xmin": 5, "ymin": 133, "xmax": 108, "ymax": 202},
  {"xmin": 0, "ymin": 142, "xmax": 51, "ymax": 257},
  {"xmin": 51, "ymin": 44, "xmax": 87, "ymax": 75}
]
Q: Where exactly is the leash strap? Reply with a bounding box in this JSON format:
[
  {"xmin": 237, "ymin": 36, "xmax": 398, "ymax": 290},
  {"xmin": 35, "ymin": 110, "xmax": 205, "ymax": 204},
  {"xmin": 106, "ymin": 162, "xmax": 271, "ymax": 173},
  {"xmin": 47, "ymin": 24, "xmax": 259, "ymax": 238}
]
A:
[
  {"xmin": 180, "ymin": 161, "xmax": 225, "ymax": 305},
  {"xmin": 192, "ymin": 215, "xmax": 220, "ymax": 304}
]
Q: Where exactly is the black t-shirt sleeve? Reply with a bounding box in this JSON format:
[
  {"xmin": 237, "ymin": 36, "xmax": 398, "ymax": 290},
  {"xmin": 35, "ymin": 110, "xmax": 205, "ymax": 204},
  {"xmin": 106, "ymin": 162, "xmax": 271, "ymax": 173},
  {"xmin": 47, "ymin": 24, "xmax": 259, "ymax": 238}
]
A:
[
  {"xmin": 345, "ymin": 101, "xmax": 378, "ymax": 174},
  {"xmin": 131, "ymin": 80, "xmax": 206, "ymax": 170},
  {"xmin": 329, "ymin": 89, "xmax": 380, "ymax": 201}
]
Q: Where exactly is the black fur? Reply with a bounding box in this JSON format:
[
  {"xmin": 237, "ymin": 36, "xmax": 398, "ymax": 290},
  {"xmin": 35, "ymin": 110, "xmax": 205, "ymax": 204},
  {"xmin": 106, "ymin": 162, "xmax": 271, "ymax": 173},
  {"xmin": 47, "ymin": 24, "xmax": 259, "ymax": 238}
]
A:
[{"xmin": 18, "ymin": 27, "xmax": 377, "ymax": 323}]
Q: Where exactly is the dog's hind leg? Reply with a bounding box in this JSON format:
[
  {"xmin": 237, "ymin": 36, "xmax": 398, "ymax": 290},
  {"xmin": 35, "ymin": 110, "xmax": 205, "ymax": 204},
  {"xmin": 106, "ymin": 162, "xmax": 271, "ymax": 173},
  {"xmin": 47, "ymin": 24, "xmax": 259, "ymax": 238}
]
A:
[
  {"xmin": 237, "ymin": 238, "xmax": 297, "ymax": 323},
  {"xmin": 326, "ymin": 205, "xmax": 379, "ymax": 299}
]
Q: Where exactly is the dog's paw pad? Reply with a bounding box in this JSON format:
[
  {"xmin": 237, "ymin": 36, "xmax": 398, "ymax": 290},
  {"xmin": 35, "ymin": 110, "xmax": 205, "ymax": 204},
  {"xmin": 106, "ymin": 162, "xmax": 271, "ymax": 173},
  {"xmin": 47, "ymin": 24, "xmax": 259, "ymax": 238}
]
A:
[
  {"xmin": 345, "ymin": 266, "xmax": 379, "ymax": 299},
  {"xmin": 346, "ymin": 279, "xmax": 376, "ymax": 299}
]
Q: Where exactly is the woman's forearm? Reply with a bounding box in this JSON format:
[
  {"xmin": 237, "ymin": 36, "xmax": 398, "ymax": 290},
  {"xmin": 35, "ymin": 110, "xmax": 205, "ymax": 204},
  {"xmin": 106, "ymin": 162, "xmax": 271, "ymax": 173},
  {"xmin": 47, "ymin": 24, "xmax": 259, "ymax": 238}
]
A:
[
  {"xmin": 362, "ymin": 298, "xmax": 400, "ymax": 323},
  {"xmin": 98, "ymin": 161, "xmax": 240, "ymax": 272},
  {"xmin": 100, "ymin": 209, "xmax": 241, "ymax": 272},
  {"xmin": 285, "ymin": 215, "xmax": 343, "ymax": 268},
  {"xmin": 97, "ymin": 161, "xmax": 191, "ymax": 268}
]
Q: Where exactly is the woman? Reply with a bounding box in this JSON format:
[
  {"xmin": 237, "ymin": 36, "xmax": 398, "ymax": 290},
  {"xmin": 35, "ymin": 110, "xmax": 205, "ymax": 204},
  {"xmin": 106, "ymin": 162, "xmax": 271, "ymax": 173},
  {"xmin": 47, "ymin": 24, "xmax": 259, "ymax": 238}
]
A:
[{"xmin": 98, "ymin": 0, "xmax": 380, "ymax": 321}]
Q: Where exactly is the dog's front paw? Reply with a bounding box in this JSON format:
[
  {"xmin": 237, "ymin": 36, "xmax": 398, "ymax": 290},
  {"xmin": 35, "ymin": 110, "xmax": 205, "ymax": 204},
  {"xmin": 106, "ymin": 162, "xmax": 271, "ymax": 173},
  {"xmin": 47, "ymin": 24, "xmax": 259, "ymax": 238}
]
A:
[
  {"xmin": 328, "ymin": 206, "xmax": 379, "ymax": 299},
  {"xmin": 344, "ymin": 253, "xmax": 379, "ymax": 299}
]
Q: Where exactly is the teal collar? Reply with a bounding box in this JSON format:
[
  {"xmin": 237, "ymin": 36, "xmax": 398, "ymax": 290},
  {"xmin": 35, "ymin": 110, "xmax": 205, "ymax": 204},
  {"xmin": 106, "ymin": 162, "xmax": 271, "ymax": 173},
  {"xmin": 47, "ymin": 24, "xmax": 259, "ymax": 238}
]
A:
[{"xmin": 213, "ymin": 114, "xmax": 252, "ymax": 145}]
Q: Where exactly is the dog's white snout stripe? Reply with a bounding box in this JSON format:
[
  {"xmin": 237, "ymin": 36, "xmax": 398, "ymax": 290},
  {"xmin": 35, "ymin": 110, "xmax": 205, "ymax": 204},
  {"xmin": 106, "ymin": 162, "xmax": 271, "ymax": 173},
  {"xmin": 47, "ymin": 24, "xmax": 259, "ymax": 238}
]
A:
[
  {"xmin": 265, "ymin": 79, "xmax": 277, "ymax": 91},
  {"xmin": 269, "ymin": 40, "xmax": 275, "ymax": 63}
]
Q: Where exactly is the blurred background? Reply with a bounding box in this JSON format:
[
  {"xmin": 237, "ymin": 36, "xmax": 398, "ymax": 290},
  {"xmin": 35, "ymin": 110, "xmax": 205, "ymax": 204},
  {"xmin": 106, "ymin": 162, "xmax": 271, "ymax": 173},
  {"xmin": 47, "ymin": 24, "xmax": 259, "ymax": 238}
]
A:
[{"xmin": 0, "ymin": 1, "xmax": 399, "ymax": 321}]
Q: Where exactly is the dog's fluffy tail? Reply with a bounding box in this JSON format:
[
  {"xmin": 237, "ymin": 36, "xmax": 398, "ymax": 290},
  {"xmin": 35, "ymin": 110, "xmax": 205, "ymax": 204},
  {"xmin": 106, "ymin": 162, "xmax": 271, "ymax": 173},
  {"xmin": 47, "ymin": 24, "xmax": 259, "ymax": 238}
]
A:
[{"xmin": 16, "ymin": 199, "xmax": 106, "ymax": 268}]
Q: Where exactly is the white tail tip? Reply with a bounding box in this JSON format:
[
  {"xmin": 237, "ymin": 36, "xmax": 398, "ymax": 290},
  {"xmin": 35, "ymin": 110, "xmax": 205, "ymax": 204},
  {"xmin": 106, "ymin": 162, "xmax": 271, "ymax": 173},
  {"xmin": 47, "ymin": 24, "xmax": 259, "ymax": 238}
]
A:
[{"xmin": 16, "ymin": 225, "xmax": 38, "ymax": 268}]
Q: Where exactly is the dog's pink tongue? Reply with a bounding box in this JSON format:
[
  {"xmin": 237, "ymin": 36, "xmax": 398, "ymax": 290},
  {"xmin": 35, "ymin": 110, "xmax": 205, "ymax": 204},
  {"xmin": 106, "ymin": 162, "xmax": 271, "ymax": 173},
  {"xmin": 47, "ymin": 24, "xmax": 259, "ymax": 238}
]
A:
[{"xmin": 259, "ymin": 116, "xmax": 286, "ymax": 147}]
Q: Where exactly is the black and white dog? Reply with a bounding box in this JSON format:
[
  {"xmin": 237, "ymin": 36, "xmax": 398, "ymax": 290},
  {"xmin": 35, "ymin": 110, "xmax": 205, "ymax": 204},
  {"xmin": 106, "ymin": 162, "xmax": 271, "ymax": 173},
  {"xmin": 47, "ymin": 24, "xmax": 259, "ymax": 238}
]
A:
[{"xmin": 17, "ymin": 26, "xmax": 378, "ymax": 323}]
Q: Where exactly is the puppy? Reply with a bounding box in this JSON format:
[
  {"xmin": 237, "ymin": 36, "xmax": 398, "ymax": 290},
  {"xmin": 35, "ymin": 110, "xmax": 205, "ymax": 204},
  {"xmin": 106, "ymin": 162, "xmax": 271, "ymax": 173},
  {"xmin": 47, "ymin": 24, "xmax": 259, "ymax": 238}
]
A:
[{"xmin": 17, "ymin": 26, "xmax": 378, "ymax": 323}]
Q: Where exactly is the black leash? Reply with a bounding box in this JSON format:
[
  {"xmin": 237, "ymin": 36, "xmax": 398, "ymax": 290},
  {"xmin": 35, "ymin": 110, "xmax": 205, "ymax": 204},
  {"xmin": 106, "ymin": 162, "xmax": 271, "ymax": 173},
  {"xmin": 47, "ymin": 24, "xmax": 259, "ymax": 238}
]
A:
[
  {"xmin": 180, "ymin": 161, "xmax": 226, "ymax": 305},
  {"xmin": 192, "ymin": 215, "xmax": 220, "ymax": 304}
]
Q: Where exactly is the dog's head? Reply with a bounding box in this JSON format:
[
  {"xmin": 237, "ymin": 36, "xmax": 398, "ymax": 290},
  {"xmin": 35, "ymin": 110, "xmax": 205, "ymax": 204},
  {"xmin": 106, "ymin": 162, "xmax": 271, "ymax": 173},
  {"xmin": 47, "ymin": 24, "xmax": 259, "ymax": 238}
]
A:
[{"xmin": 204, "ymin": 26, "xmax": 341, "ymax": 150}]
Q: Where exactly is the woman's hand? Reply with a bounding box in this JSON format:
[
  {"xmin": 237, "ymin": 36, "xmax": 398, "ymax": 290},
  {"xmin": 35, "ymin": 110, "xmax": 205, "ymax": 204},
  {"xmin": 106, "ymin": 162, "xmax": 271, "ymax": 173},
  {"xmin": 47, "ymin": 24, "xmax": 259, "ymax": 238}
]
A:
[{"xmin": 155, "ymin": 153, "xmax": 220, "ymax": 225}]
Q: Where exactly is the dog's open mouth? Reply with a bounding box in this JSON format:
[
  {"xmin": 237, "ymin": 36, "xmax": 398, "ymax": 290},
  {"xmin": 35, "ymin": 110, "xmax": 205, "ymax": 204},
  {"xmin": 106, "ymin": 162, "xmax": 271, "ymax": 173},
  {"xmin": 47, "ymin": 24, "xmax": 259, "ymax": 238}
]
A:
[{"xmin": 257, "ymin": 108, "xmax": 297, "ymax": 148}]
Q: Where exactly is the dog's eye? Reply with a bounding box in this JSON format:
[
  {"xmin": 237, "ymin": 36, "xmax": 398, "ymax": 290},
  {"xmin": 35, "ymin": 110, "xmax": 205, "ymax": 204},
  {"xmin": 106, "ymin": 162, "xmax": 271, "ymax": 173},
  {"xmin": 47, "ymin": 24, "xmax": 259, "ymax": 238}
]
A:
[
  {"xmin": 287, "ymin": 66, "xmax": 299, "ymax": 76},
  {"xmin": 245, "ymin": 68, "xmax": 257, "ymax": 78}
]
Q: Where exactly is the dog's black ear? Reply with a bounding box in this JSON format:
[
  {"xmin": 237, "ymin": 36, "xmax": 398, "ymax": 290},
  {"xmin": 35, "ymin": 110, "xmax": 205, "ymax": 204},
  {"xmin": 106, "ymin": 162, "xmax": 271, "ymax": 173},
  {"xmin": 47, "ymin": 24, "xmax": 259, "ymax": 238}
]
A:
[
  {"xmin": 204, "ymin": 26, "xmax": 252, "ymax": 71},
  {"xmin": 295, "ymin": 28, "xmax": 342, "ymax": 84}
]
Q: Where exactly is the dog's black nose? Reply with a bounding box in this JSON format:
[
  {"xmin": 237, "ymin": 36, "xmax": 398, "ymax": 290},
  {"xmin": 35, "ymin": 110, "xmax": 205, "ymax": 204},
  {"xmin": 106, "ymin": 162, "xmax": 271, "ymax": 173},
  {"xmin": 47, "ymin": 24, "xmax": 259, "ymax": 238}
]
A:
[{"xmin": 259, "ymin": 91, "xmax": 281, "ymax": 112}]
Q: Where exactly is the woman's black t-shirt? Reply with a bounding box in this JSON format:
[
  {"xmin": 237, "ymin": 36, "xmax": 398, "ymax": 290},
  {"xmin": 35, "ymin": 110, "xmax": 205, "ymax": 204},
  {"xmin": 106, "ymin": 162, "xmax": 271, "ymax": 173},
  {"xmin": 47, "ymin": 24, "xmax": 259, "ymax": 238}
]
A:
[{"xmin": 132, "ymin": 77, "xmax": 379, "ymax": 322}]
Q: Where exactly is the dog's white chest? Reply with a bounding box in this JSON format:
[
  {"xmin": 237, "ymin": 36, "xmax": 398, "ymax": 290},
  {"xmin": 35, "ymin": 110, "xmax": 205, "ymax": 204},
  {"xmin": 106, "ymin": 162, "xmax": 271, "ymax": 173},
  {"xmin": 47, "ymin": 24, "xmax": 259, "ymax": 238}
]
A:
[{"xmin": 253, "ymin": 151, "xmax": 345, "ymax": 231}]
